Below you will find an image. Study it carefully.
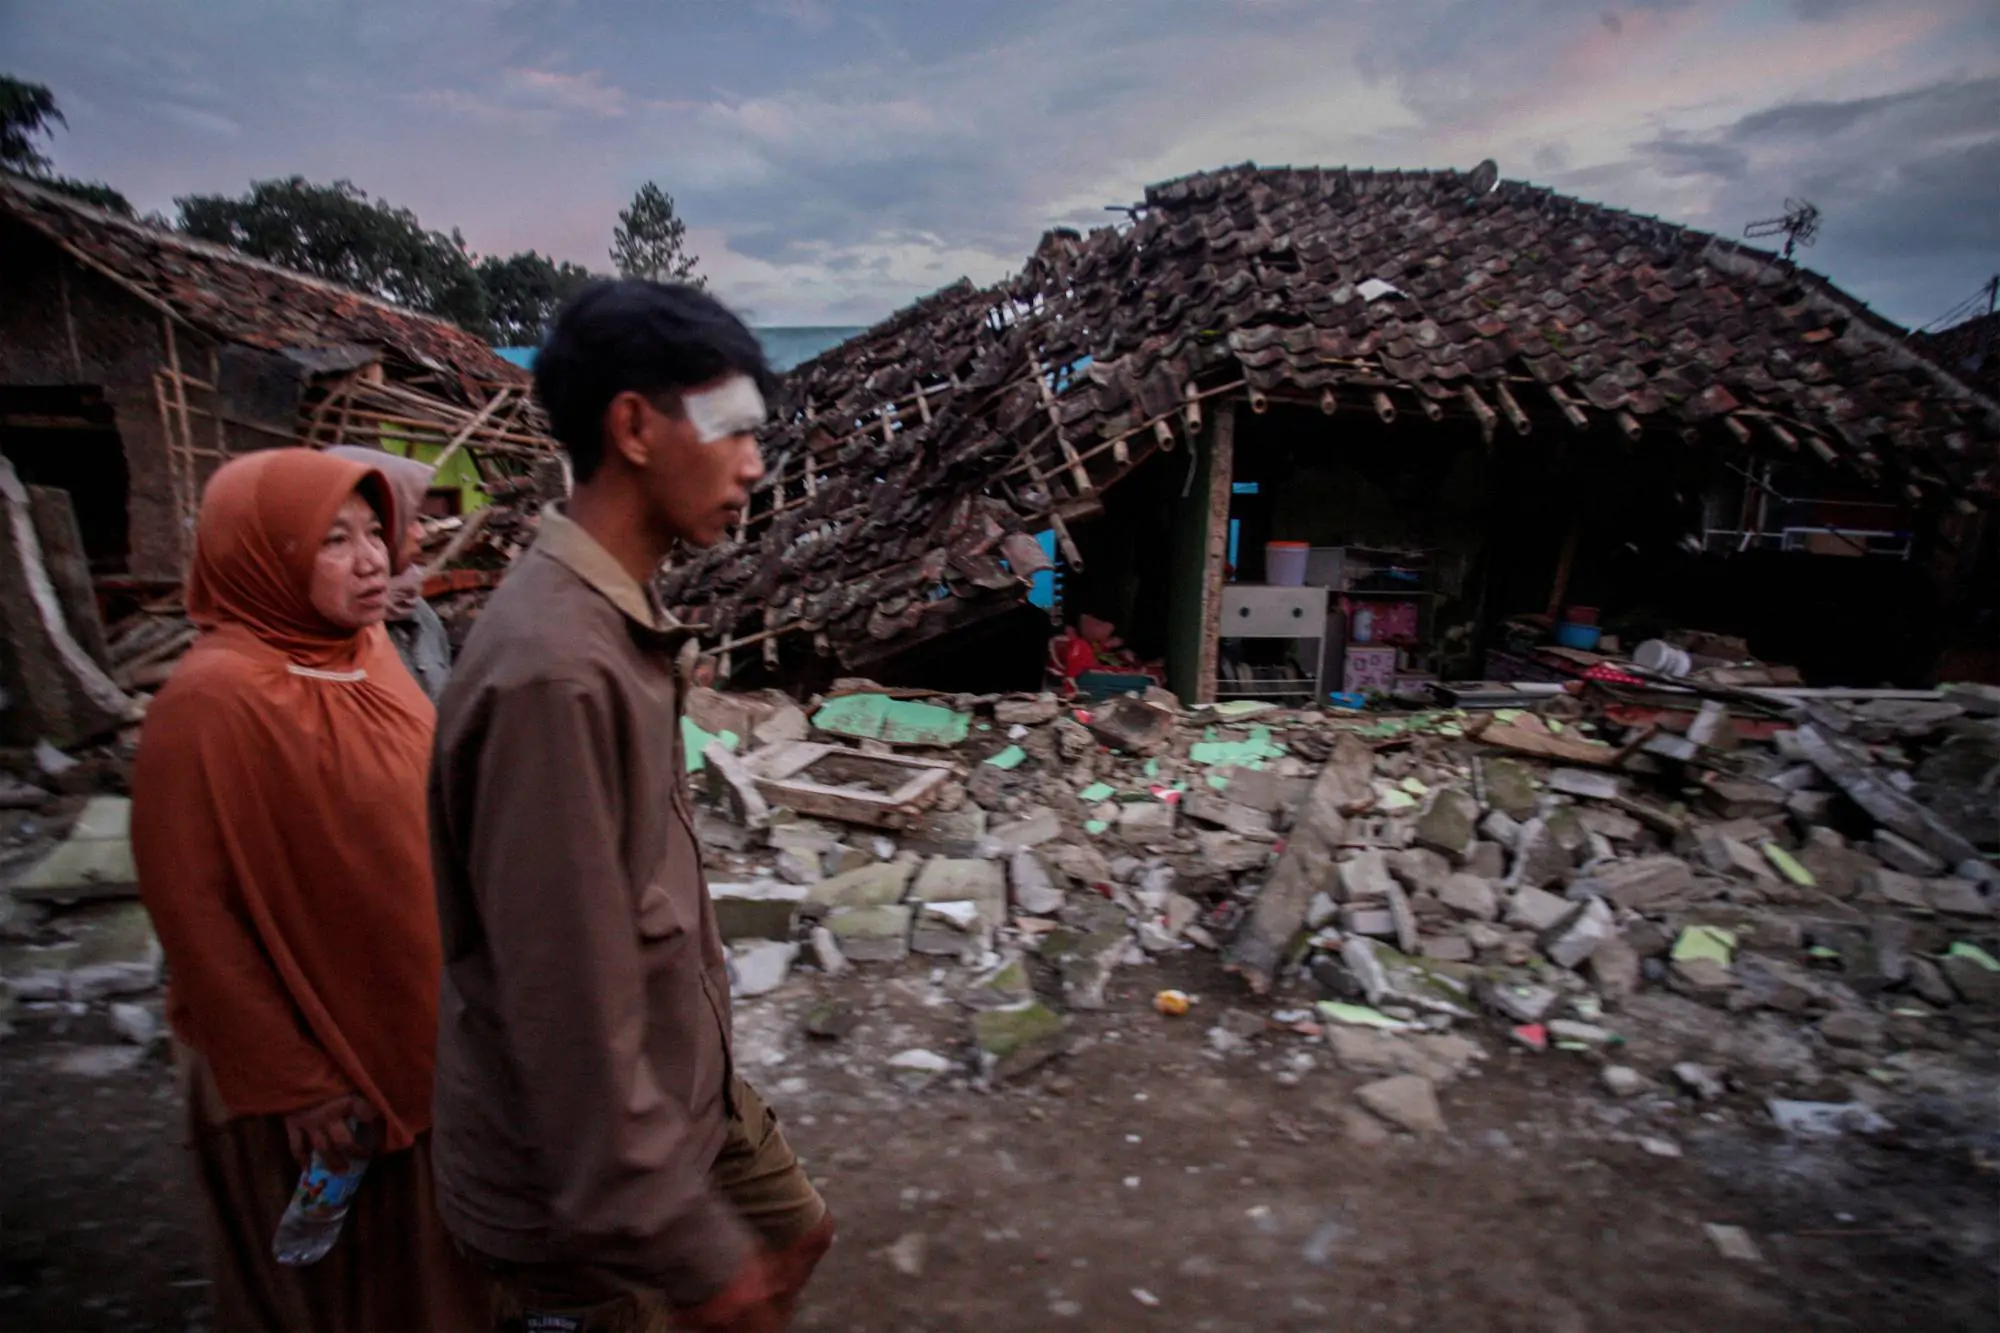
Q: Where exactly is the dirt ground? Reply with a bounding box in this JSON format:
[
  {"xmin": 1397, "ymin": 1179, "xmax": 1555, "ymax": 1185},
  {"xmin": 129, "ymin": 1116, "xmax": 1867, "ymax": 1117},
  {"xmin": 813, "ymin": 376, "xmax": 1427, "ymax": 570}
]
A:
[{"xmin": 3, "ymin": 954, "xmax": 1997, "ymax": 1333}]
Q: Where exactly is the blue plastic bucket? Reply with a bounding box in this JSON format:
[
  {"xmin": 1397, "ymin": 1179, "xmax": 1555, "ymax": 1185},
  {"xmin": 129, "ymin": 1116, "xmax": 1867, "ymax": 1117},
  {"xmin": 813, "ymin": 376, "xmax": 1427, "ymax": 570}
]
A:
[{"xmin": 1553, "ymin": 621, "xmax": 1602, "ymax": 650}]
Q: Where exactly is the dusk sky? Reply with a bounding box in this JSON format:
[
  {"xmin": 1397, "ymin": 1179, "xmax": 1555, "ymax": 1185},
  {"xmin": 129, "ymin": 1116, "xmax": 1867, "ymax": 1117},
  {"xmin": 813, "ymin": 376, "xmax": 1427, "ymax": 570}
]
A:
[{"xmin": 6, "ymin": 1, "xmax": 1997, "ymax": 329}]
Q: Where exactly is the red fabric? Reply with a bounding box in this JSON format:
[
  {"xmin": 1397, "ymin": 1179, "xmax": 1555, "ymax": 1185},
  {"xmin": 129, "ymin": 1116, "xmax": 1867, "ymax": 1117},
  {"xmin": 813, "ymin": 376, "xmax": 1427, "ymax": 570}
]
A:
[
  {"xmin": 134, "ymin": 449, "xmax": 441, "ymax": 1151},
  {"xmin": 1583, "ymin": 662, "xmax": 1647, "ymax": 686}
]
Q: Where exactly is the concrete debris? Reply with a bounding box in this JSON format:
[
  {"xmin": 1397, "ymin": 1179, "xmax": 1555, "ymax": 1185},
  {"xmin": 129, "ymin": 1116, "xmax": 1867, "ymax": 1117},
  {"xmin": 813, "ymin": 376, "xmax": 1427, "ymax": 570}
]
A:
[
  {"xmin": 1540, "ymin": 897, "xmax": 1615, "ymax": 970},
  {"xmin": 1547, "ymin": 768, "xmax": 1624, "ymax": 801},
  {"xmin": 808, "ymin": 859, "xmax": 919, "ymax": 911},
  {"xmin": 1181, "ymin": 791, "xmax": 1275, "ymax": 839},
  {"xmin": 913, "ymin": 899, "xmax": 992, "ymax": 959},
  {"xmin": 710, "ymin": 881, "xmax": 810, "ymax": 941},
  {"xmin": 130, "ymin": 675, "xmax": 1961, "ymax": 1165},
  {"xmin": 1438, "ymin": 873, "xmax": 1499, "ymax": 922},
  {"xmin": 1117, "ymin": 800, "xmax": 1176, "ymax": 845},
  {"xmin": 973, "ymin": 1001, "xmax": 1068, "ymax": 1080},
  {"xmin": 877, "ymin": 1232, "xmax": 928, "ymax": 1277},
  {"xmin": 10, "ymin": 795, "xmax": 137, "ymax": 902},
  {"xmin": 1599, "ymin": 1065, "xmax": 1647, "ymax": 1098},
  {"xmin": 1475, "ymin": 757, "xmax": 1539, "ymax": 821},
  {"xmin": 995, "ymin": 695, "xmax": 1062, "ymax": 727},
  {"xmin": 1873, "ymin": 829, "xmax": 1946, "ymax": 876},
  {"xmin": 1008, "ymin": 850, "xmax": 1068, "ymax": 915},
  {"xmin": 1940, "ymin": 946, "xmax": 2000, "ymax": 1005},
  {"xmin": 1227, "ymin": 733, "xmax": 1370, "ymax": 993},
  {"xmin": 808, "ymin": 925, "xmax": 849, "ymax": 976},
  {"xmin": 1508, "ymin": 818, "xmax": 1574, "ymax": 890},
  {"xmin": 1413, "ymin": 788, "xmax": 1479, "ymax": 864},
  {"xmin": 1340, "ymin": 850, "xmax": 1399, "ymax": 903},
  {"xmin": 1355, "ymin": 1074, "xmax": 1446, "ymax": 1136},
  {"xmin": 1673, "ymin": 1062, "xmax": 1727, "ymax": 1101},
  {"xmin": 984, "ymin": 807, "xmax": 1062, "ymax": 856},
  {"xmin": 1325, "ymin": 1027, "xmax": 1481, "ymax": 1085},
  {"xmin": 1590, "ymin": 856, "xmax": 1695, "ymax": 911},
  {"xmin": 1503, "ymin": 885, "xmax": 1571, "ymax": 932},
  {"xmin": 1478, "ymin": 810, "xmax": 1522, "ymax": 849},
  {"xmin": 1483, "ymin": 981, "xmax": 1558, "ymax": 1024},
  {"xmin": 1767, "ymin": 1098, "xmax": 1892, "ymax": 1138},
  {"xmin": 826, "ymin": 905, "xmax": 913, "ymax": 963},
  {"xmin": 1702, "ymin": 1224, "xmax": 1764, "ymax": 1264},
  {"xmin": 886, "ymin": 1048, "xmax": 956, "ymax": 1090},
  {"xmin": 729, "ymin": 940, "xmax": 799, "ymax": 997},
  {"xmin": 108, "ymin": 1001, "xmax": 160, "ymax": 1047}
]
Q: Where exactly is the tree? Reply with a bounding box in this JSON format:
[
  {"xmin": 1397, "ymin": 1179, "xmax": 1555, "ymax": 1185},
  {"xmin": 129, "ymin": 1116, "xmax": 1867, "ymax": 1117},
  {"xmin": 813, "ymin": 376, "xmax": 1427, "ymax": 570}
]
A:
[
  {"xmin": 177, "ymin": 177, "xmax": 489, "ymax": 334},
  {"xmin": 476, "ymin": 251, "xmax": 596, "ymax": 346},
  {"xmin": 1, "ymin": 74, "xmax": 62, "ymax": 174},
  {"xmin": 1, "ymin": 74, "xmax": 134, "ymax": 216},
  {"xmin": 610, "ymin": 182, "xmax": 703, "ymax": 287}
]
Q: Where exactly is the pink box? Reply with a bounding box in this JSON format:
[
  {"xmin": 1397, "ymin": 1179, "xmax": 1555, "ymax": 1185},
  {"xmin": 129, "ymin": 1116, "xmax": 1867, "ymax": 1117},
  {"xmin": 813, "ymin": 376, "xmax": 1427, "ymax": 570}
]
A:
[{"xmin": 1343, "ymin": 645, "xmax": 1398, "ymax": 694}]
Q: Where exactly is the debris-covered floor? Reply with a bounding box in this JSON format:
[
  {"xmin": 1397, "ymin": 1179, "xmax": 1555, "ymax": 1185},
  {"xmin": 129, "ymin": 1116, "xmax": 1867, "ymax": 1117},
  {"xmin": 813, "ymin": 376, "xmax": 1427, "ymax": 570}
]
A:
[
  {"xmin": 2, "ymin": 962, "xmax": 1996, "ymax": 1332},
  {"xmin": 3, "ymin": 678, "xmax": 1999, "ymax": 1329}
]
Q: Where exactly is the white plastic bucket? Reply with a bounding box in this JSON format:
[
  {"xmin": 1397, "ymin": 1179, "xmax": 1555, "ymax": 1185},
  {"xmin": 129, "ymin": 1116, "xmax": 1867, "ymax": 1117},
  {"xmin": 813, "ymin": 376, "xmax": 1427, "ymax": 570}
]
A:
[
  {"xmin": 1633, "ymin": 639, "xmax": 1692, "ymax": 677},
  {"xmin": 1266, "ymin": 541, "xmax": 1309, "ymax": 587}
]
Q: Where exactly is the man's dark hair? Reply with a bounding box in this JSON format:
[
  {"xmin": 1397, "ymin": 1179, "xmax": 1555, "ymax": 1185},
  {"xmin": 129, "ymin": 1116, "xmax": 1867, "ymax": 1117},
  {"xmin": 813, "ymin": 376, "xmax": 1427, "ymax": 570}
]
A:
[{"xmin": 533, "ymin": 280, "xmax": 773, "ymax": 482}]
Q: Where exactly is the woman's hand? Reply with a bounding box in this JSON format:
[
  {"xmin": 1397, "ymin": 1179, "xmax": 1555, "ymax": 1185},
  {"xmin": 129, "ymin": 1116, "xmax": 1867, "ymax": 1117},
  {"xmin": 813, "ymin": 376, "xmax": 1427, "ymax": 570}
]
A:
[{"xmin": 282, "ymin": 1094, "xmax": 380, "ymax": 1171}]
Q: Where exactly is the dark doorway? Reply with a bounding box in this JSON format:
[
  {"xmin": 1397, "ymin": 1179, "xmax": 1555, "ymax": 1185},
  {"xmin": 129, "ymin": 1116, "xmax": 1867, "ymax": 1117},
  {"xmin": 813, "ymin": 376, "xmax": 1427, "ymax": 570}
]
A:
[{"xmin": 0, "ymin": 386, "xmax": 130, "ymax": 572}]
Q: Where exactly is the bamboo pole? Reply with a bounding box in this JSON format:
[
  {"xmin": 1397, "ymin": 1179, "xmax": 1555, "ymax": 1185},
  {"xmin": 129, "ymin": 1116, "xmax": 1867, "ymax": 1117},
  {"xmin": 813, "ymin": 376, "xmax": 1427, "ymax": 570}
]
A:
[
  {"xmin": 420, "ymin": 505, "xmax": 496, "ymax": 575},
  {"xmin": 420, "ymin": 387, "xmax": 513, "ymax": 476},
  {"xmin": 1494, "ymin": 381, "xmax": 1532, "ymax": 435},
  {"xmin": 1546, "ymin": 382, "xmax": 1590, "ymax": 431},
  {"xmin": 163, "ymin": 317, "xmax": 199, "ymax": 527},
  {"xmin": 1029, "ymin": 351, "xmax": 1093, "ymax": 494},
  {"xmin": 1461, "ymin": 385, "xmax": 1497, "ymax": 442}
]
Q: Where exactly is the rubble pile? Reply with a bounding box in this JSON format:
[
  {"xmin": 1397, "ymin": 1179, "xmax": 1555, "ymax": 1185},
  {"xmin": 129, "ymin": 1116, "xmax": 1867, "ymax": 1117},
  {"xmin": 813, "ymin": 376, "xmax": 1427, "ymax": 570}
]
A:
[
  {"xmin": 3, "ymin": 677, "xmax": 1995, "ymax": 1148},
  {"xmin": 684, "ymin": 679, "xmax": 1999, "ymax": 1137}
]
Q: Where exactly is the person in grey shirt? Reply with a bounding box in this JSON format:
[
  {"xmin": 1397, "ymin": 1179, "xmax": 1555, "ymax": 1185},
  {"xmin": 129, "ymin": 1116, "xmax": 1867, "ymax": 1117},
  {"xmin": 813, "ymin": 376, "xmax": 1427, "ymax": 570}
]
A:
[
  {"xmin": 327, "ymin": 446, "xmax": 453, "ymax": 703},
  {"xmin": 383, "ymin": 559, "xmax": 452, "ymax": 703}
]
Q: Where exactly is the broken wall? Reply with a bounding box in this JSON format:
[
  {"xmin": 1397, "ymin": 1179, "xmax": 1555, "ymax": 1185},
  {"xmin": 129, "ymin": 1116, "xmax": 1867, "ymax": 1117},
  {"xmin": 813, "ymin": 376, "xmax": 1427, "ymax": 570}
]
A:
[{"xmin": 0, "ymin": 223, "xmax": 225, "ymax": 580}]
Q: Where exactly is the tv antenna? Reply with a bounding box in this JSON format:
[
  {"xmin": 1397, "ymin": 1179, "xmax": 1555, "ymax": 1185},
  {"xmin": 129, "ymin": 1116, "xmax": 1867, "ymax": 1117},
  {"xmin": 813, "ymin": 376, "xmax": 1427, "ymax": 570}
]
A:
[{"xmin": 1744, "ymin": 198, "xmax": 1821, "ymax": 260}]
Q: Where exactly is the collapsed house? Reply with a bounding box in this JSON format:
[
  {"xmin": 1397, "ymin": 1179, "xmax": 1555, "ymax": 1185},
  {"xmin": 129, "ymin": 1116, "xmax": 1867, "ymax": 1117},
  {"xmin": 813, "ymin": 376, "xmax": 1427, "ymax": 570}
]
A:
[
  {"xmin": 0, "ymin": 174, "xmax": 559, "ymax": 743},
  {"xmin": 665, "ymin": 163, "xmax": 2000, "ymax": 699}
]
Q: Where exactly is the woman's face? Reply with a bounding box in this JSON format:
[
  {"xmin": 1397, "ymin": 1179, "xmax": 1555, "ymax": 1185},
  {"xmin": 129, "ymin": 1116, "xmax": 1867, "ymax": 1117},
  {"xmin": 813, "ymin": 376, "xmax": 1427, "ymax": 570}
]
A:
[{"xmin": 309, "ymin": 492, "xmax": 391, "ymax": 628}]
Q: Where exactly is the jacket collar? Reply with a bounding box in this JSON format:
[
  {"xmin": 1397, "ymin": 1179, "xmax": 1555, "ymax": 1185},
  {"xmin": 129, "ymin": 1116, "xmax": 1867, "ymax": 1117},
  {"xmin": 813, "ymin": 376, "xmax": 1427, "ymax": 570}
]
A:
[{"xmin": 533, "ymin": 505, "xmax": 686, "ymax": 635}]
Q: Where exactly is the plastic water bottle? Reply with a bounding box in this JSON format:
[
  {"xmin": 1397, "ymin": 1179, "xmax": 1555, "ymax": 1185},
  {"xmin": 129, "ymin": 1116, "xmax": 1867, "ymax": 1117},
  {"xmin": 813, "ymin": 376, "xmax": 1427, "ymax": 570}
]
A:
[{"xmin": 272, "ymin": 1122, "xmax": 375, "ymax": 1266}]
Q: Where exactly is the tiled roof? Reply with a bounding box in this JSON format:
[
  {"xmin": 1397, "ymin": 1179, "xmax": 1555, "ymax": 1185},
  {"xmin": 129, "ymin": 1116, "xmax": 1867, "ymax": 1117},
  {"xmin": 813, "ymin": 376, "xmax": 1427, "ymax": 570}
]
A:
[
  {"xmin": 0, "ymin": 174, "xmax": 525, "ymax": 398},
  {"xmin": 658, "ymin": 163, "xmax": 2000, "ymax": 667}
]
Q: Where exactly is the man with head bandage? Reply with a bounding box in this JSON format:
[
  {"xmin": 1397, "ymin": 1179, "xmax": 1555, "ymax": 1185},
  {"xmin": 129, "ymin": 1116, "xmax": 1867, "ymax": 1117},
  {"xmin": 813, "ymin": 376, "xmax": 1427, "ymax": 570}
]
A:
[{"xmin": 429, "ymin": 281, "xmax": 833, "ymax": 1332}]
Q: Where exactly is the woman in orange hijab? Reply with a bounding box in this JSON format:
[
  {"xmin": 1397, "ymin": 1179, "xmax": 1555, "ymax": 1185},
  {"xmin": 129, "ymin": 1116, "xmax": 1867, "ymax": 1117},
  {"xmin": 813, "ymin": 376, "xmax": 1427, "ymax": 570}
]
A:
[{"xmin": 132, "ymin": 448, "xmax": 484, "ymax": 1331}]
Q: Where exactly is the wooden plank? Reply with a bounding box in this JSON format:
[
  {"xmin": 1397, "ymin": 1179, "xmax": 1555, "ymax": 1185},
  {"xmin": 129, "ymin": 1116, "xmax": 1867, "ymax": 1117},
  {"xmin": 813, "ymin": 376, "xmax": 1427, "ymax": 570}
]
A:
[
  {"xmin": 1544, "ymin": 521, "xmax": 1581, "ymax": 621},
  {"xmin": 752, "ymin": 765, "xmax": 953, "ymax": 830},
  {"xmin": 1195, "ymin": 403, "xmax": 1236, "ymax": 706},
  {"xmin": 743, "ymin": 740, "xmax": 829, "ymax": 781},
  {"xmin": 1468, "ymin": 716, "xmax": 1623, "ymax": 767},
  {"xmin": 1794, "ymin": 724, "xmax": 1982, "ymax": 868}
]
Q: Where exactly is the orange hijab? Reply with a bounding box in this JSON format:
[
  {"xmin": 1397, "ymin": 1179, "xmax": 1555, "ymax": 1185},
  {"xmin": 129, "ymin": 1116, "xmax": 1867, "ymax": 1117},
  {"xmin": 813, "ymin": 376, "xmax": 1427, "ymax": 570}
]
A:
[{"xmin": 133, "ymin": 449, "xmax": 441, "ymax": 1151}]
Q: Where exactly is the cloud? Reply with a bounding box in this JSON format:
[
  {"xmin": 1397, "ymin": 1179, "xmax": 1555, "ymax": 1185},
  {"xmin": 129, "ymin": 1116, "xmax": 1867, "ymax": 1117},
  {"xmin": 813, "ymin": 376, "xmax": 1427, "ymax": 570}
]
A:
[
  {"xmin": 6, "ymin": 0, "xmax": 1997, "ymax": 325},
  {"xmin": 509, "ymin": 68, "xmax": 631, "ymax": 117},
  {"xmin": 149, "ymin": 102, "xmax": 244, "ymax": 138},
  {"xmin": 1639, "ymin": 134, "xmax": 1750, "ymax": 180},
  {"xmin": 757, "ymin": 0, "xmax": 834, "ymax": 33},
  {"xmin": 1591, "ymin": 75, "xmax": 2000, "ymax": 321}
]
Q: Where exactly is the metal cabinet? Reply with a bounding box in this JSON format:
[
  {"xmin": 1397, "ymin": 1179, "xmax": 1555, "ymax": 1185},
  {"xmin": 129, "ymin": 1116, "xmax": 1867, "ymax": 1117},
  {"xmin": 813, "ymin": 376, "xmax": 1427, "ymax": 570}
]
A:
[{"xmin": 1216, "ymin": 585, "xmax": 1327, "ymax": 700}]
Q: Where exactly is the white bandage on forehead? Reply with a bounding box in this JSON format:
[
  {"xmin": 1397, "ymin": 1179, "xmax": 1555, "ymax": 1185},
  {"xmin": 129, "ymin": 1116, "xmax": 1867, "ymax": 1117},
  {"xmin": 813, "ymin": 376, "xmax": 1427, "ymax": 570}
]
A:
[{"xmin": 683, "ymin": 374, "xmax": 767, "ymax": 444}]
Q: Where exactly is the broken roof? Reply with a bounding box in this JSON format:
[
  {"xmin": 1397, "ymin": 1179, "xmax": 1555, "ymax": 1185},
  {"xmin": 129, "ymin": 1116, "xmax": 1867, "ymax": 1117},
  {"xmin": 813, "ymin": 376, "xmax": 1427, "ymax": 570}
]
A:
[
  {"xmin": 661, "ymin": 162, "xmax": 2000, "ymax": 668},
  {"xmin": 0, "ymin": 174, "xmax": 525, "ymax": 400}
]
